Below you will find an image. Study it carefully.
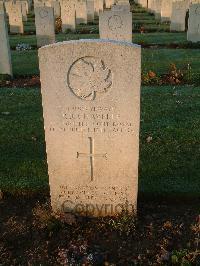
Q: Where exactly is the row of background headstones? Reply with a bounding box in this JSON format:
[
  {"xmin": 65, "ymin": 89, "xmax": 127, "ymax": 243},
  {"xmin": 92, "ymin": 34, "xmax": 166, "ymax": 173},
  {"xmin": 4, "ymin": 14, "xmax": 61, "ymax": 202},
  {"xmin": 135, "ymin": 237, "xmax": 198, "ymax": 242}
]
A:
[
  {"xmin": 0, "ymin": 0, "xmax": 131, "ymax": 77},
  {"xmin": 0, "ymin": 0, "xmax": 129, "ymax": 34},
  {"xmin": 0, "ymin": 0, "xmax": 200, "ymax": 78},
  {"xmin": 137, "ymin": 0, "xmax": 200, "ymax": 42},
  {"xmin": 1, "ymin": 0, "xmax": 200, "ymax": 39}
]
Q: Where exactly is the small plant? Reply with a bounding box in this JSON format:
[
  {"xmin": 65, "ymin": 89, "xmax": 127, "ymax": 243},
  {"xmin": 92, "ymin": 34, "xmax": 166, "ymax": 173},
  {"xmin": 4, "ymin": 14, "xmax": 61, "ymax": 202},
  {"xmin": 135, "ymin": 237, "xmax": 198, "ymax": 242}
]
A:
[
  {"xmin": 55, "ymin": 17, "xmax": 62, "ymax": 33},
  {"xmin": 163, "ymin": 63, "xmax": 184, "ymax": 85},
  {"xmin": 140, "ymin": 26, "xmax": 145, "ymax": 33},
  {"xmin": 108, "ymin": 211, "xmax": 137, "ymax": 236},
  {"xmin": 142, "ymin": 70, "xmax": 161, "ymax": 85},
  {"xmin": 191, "ymin": 215, "xmax": 200, "ymax": 254}
]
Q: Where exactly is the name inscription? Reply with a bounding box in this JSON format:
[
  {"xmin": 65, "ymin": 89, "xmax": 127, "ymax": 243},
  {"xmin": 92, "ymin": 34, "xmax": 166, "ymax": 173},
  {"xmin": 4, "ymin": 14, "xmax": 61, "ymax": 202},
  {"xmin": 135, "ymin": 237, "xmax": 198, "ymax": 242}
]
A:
[{"xmin": 49, "ymin": 106, "xmax": 135, "ymax": 134}]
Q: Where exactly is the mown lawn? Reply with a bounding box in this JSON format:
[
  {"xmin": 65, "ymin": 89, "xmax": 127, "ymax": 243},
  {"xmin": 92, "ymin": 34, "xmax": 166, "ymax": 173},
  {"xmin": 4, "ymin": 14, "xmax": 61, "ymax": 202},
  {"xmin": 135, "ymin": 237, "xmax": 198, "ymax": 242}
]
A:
[
  {"xmin": 9, "ymin": 32, "xmax": 190, "ymax": 49},
  {"xmin": 0, "ymin": 85, "xmax": 200, "ymax": 198},
  {"xmin": 11, "ymin": 48, "xmax": 200, "ymax": 80}
]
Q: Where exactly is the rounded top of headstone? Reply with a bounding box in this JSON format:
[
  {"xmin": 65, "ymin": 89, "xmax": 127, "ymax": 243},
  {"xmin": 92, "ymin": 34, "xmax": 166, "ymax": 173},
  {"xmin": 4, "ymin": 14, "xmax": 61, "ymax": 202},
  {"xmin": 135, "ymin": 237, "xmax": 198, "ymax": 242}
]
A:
[{"xmin": 38, "ymin": 39, "xmax": 141, "ymax": 51}]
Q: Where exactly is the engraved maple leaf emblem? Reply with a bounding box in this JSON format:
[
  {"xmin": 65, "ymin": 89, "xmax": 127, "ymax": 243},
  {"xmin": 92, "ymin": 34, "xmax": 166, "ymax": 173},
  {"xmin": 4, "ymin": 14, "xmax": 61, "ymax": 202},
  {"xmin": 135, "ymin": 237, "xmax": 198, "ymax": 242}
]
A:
[{"xmin": 67, "ymin": 57, "xmax": 112, "ymax": 101}]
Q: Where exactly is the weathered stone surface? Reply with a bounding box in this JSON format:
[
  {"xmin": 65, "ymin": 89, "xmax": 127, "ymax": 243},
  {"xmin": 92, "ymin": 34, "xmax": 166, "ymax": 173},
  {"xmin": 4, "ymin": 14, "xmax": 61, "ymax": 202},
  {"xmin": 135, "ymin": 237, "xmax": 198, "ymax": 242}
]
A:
[
  {"xmin": 51, "ymin": 0, "xmax": 61, "ymax": 18},
  {"xmin": 99, "ymin": 10, "xmax": 132, "ymax": 42},
  {"xmin": 39, "ymin": 39, "xmax": 141, "ymax": 217},
  {"xmin": 0, "ymin": 1, "xmax": 5, "ymax": 12},
  {"xmin": 105, "ymin": 0, "xmax": 115, "ymax": 8},
  {"xmin": 0, "ymin": 12, "xmax": 12, "ymax": 76},
  {"xmin": 76, "ymin": 0, "xmax": 87, "ymax": 24},
  {"xmin": 161, "ymin": 0, "xmax": 172, "ymax": 21},
  {"xmin": 87, "ymin": 0, "xmax": 94, "ymax": 22},
  {"xmin": 9, "ymin": 2, "xmax": 24, "ymax": 33},
  {"xmin": 187, "ymin": 3, "xmax": 200, "ymax": 42},
  {"xmin": 170, "ymin": 0, "xmax": 188, "ymax": 32},
  {"xmin": 60, "ymin": 0, "xmax": 76, "ymax": 32},
  {"xmin": 35, "ymin": 6, "xmax": 55, "ymax": 47},
  {"xmin": 17, "ymin": 1, "xmax": 27, "ymax": 21},
  {"xmin": 111, "ymin": 2, "xmax": 130, "ymax": 12}
]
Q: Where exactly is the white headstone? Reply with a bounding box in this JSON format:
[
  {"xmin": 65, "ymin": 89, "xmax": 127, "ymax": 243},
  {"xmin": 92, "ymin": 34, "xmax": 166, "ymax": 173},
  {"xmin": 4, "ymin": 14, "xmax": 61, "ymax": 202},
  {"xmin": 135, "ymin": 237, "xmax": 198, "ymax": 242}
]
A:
[
  {"xmin": 0, "ymin": 11, "xmax": 12, "ymax": 76},
  {"xmin": 94, "ymin": 0, "xmax": 100, "ymax": 17},
  {"xmin": 187, "ymin": 3, "xmax": 200, "ymax": 42},
  {"xmin": 161, "ymin": 0, "xmax": 172, "ymax": 21},
  {"xmin": 17, "ymin": 1, "xmax": 27, "ymax": 21},
  {"xmin": 87, "ymin": 0, "xmax": 95, "ymax": 22},
  {"xmin": 111, "ymin": 2, "xmax": 130, "ymax": 12},
  {"xmin": 61, "ymin": 0, "xmax": 76, "ymax": 32},
  {"xmin": 39, "ymin": 39, "xmax": 141, "ymax": 217},
  {"xmin": 35, "ymin": 6, "xmax": 55, "ymax": 47},
  {"xmin": 99, "ymin": 10, "xmax": 132, "ymax": 42},
  {"xmin": 51, "ymin": 0, "xmax": 61, "ymax": 18},
  {"xmin": 76, "ymin": 0, "xmax": 87, "ymax": 24},
  {"xmin": 105, "ymin": 0, "xmax": 115, "ymax": 8},
  {"xmin": 138, "ymin": 0, "xmax": 148, "ymax": 8},
  {"xmin": 0, "ymin": 1, "xmax": 5, "ymax": 12},
  {"xmin": 154, "ymin": 0, "xmax": 162, "ymax": 19},
  {"xmin": 34, "ymin": 0, "xmax": 45, "ymax": 9},
  {"xmin": 170, "ymin": 0, "xmax": 187, "ymax": 31},
  {"xmin": 9, "ymin": 2, "xmax": 24, "ymax": 33}
]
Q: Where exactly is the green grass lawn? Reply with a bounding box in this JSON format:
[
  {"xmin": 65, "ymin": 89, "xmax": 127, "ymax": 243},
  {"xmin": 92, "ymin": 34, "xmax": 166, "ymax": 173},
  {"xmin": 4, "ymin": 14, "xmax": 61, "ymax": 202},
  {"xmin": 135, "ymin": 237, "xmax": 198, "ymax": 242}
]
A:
[
  {"xmin": 11, "ymin": 50, "xmax": 39, "ymax": 76},
  {"xmin": 2, "ymin": 0, "xmax": 200, "ymax": 199},
  {"xmin": 9, "ymin": 32, "xmax": 190, "ymax": 50},
  {"xmin": 11, "ymin": 48, "xmax": 200, "ymax": 81},
  {"xmin": 0, "ymin": 86, "xmax": 200, "ymax": 198},
  {"xmin": 142, "ymin": 48, "xmax": 200, "ymax": 77}
]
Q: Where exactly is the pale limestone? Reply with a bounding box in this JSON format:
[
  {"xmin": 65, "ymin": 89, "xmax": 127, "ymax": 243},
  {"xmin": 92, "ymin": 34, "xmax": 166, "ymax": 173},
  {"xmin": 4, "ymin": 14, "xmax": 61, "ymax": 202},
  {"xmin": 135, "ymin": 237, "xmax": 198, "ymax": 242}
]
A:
[
  {"xmin": 17, "ymin": 1, "xmax": 27, "ymax": 21},
  {"xmin": 170, "ymin": 0, "xmax": 187, "ymax": 31},
  {"xmin": 187, "ymin": 3, "xmax": 200, "ymax": 42},
  {"xmin": 105, "ymin": 0, "xmax": 115, "ymax": 8},
  {"xmin": 99, "ymin": 10, "xmax": 132, "ymax": 42},
  {"xmin": 0, "ymin": 1, "xmax": 4, "ymax": 12},
  {"xmin": 0, "ymin": 12, "xmax": 12, "ymax": 76},
  {"xmin": 4, "ymin": 1, "xmax": 14, "ymax": 15},
  {"xmin": 154, "ymin": 0, "xmax": 162, "ymax": 20},
  {"xmin": 9, "ymin": 2, "xmax": 24, "ymax": 33},
  {"xmin": 138, "ymin": 0, "xmax": 148, "ymax": 8},
  {"xmin": 76, "ymin": 0, "xmax": 87, "ymax": 24},
  {"xmin": 35, "ymin": 6, "xmax": 55, "ymax": 47},
  {"xmin": 60, "ymin": 0, "xmax": 75, "ymax": 32},
  {"xmin": 94, "ymin": 0, "xmax": 100, "ymax": 17},
  {"xmin": 161, "ymin": 0, "xmax": 172, "ymax": 21},
  {"xmin": 34, "ymin": 0, "xmax": 45, "ymax": 9},
  {"xmin": 51, "ymin": 0, "xmax": 60, "ymax": 18},
  {"xmin": 87, "ymin": 0, "xmax": 94, "ymax": 22},
  {"xmin": 111, "ymin": 2, "xmax": 130, "ymax": 12},
  {"xmin": 39, "ymin": 39, "xmax": 141, "ymax": 217}
]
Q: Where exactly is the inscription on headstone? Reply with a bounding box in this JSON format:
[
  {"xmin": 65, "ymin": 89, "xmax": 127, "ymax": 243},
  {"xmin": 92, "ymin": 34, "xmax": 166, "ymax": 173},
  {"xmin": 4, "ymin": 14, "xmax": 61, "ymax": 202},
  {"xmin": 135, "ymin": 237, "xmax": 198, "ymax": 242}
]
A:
[{"xmin": 39, "ymin": 39, "xmax": 141, "ymax": 216}]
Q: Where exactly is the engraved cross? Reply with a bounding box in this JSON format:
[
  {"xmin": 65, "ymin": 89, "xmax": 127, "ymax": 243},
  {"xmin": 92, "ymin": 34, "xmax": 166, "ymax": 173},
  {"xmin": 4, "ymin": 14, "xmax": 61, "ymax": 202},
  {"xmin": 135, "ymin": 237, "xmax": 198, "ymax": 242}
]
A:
[{"xmin": 77, "ymin": 137, "xmax": 107, "ymax": 181}]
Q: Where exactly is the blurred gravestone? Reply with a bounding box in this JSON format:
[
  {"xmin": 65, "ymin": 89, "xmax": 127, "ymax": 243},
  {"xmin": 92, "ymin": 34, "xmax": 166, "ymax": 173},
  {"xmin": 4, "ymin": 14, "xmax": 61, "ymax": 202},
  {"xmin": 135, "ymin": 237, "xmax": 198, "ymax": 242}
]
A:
[
  {"xmin": 0, "ymin": 11, "xmax": 12, "ymax": 76},
  {"xmin": 35, "ymin": 6, "xmax": 55, "ymax": 47},
  {"xmin": 9, "ymin": 2, "xmax": 24, "ymax": 33},
  {"xmin": 99, "ymin": 10, "xmax": 132, "ymax": 42},
  {"xmin": 170, "ymin": 0, "xmax": 188, "ymax": 32},
  {"xmin": 60, "ymin": 0, "xmax": 76, "ymax": 32},
  {"xmin": 76, "ymin": 0, "xmax": 87, "ymax": 24},
  {"xmin": 187, "ymin": 3, "xmax": 200, "ymax": 42}
]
